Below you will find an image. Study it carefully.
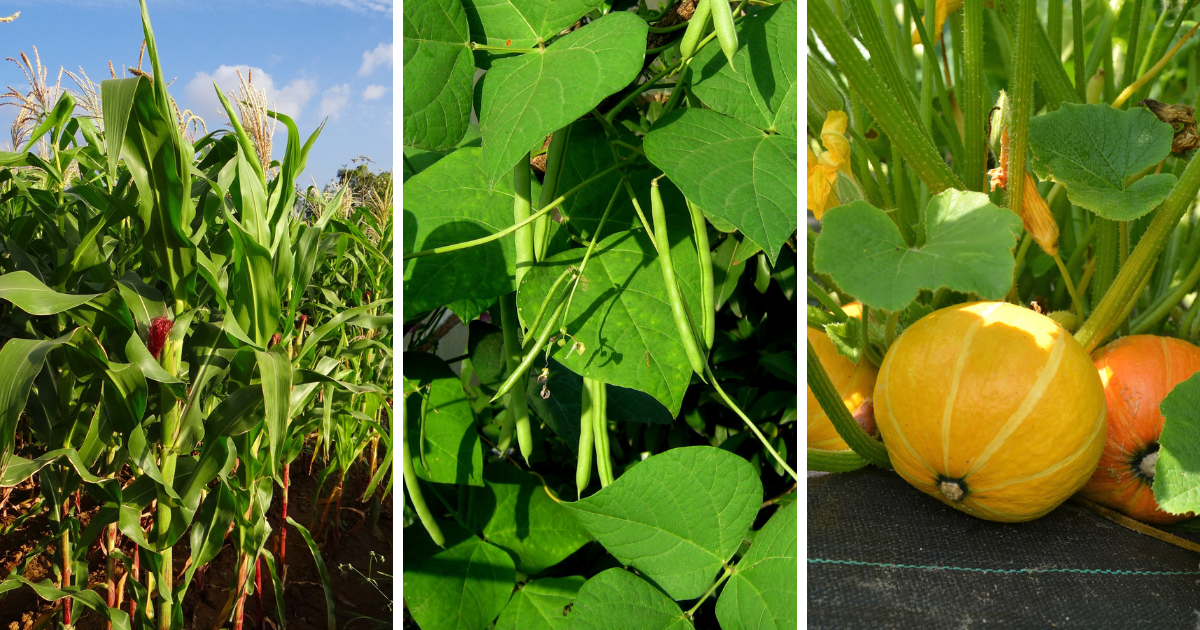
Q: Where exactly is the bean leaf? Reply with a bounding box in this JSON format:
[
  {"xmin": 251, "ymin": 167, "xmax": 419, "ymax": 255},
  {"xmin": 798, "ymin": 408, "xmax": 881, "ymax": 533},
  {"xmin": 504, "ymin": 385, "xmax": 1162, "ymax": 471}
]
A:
[
  {"xmin": 564, "ymin": 446, "xmax": 762, "ymax": 600},
  {"xmin": 715, "ymin": 501, "xmax": 797, "ymax": 630},
  {"xmin": 403, "ymin": 0, "xmax": 474, "ymax": 151},
  {"xmin": 404, "ymin": 520, "xmax": 516, "ymax": 630},
  {"xmin": 480, "ymin": 12, "xmax": 647, "ymax": 186},
  {"xmin": 692, "ymin": 1, "xmax": 797, "ymax": 137},
  {"xmin": 403, "ymin": 147, "xmax": 529, "ymax": 320},
  {"xmin": 644, "ymin": 109, "xmax": 797, "ymax": 264},
  {"xmin": 494, "ymin": 576, "xmax": 585, "ymax": 630},
  {"xmin": 468, "ymin": 464, "xmax": 592, "ymax": 574},
  {"xmin": 516, "ymin": 229, "xmax": 703, "ymax": 416},
  {"xmin": 463, "ymin": 0, "xmax": 605, "ymax": 49},
  {"xmin": 565, "ymin": 568, "xmax": 692, "ymax": 628},
  {"xmin": 403, "ymin": 352, "xmax": 483, "ymax": 487}
]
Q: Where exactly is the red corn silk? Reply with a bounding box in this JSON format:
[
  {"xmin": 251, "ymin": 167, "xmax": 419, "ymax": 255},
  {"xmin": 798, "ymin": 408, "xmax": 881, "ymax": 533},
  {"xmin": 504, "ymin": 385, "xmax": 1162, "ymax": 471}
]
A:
[
  {"xmin": 148, "ymin": 316, "xmax": 174, "ymax": 360},
  {"xmin": 270, "ymin": 333, "xmax": 282, "ymax": 348}
]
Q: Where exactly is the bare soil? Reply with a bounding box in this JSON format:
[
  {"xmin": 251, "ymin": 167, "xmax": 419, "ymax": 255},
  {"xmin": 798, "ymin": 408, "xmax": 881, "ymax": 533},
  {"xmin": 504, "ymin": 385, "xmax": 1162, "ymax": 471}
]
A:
[{"xmin": 1, "ymin": 461, "xmax": 392, "ymax": 630}]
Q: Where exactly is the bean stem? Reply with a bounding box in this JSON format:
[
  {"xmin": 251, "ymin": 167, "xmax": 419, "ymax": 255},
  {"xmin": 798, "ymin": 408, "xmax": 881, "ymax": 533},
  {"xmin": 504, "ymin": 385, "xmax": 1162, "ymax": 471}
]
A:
[
  {"xmin": 402, "ymin": 395, "xmax": 444, "ymax": 547},
  {"xmin": 403, "ymin": 161, "xmax": 627, "ymax": 260},
  {"xmin": 705, "ymin": 362, "xmax": 799, "ymax": 480}
]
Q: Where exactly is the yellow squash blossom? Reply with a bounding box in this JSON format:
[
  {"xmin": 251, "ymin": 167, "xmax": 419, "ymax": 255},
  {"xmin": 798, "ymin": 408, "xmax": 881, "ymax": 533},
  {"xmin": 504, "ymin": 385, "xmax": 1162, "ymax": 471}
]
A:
[
  {"xmin": 808, "ymin": 111, "xmax": 855, "ymax": 219},
  {"xmin": 911, "ymin": 0, "xmax": 965, "ymax": 46}
]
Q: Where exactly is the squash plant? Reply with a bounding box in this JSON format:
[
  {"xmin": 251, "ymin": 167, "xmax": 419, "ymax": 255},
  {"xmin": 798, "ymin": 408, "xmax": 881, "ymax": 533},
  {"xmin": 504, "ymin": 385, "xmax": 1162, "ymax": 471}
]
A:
[
  {"xmin": 0, "ymin": 2, "xmax": 393, "ymax": 628},
  {"xmin": 808, "ymin": 0, "xmax": 1200, "ymax": 535},
  {"xmin": 403, "ymin": 0, "xmax": 798, "ymax": 628}
]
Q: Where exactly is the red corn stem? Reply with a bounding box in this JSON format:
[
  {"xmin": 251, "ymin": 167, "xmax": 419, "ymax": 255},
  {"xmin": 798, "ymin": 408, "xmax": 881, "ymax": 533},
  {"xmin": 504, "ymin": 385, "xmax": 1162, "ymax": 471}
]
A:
[
  {"xmin": 280, "ymin": 462, "xmax": 289, "ymax": 584},
  {"xmin": 232, "ymin": 554, "xmax": 250, "ymax": 630},
  {"xmin": 333, "ymin": 477, "xmax": 344, "ymax": 543},
  {"xmin": 130, "ymin": 547, "xmax": 140, "ymax": 620},
  {"xmin": 105, "ymin": 523, "xmax": 119, "ymax": 630},
  {"xmin": 255, "ymin": 555, "xmax": 264, "ymax": 629},
  {"xmin": 61, "ymin": 499, "xmax": 71, "ymax": 626}
]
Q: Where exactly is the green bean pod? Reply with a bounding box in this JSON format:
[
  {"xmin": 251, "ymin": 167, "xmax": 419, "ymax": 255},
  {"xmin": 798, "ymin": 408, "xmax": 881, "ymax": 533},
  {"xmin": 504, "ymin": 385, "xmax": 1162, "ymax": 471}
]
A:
[
  {"xmin": 500, "ymin": 293, "xmax": 533, "ymax": 463},
  {"xmin": 680, "ymin": 0, "xmax": 712, "ymax": 61},
  {"xmin": 589, "ymin": 377, "xmax": 613, "ymax": 487},
  {"xmin": 577, "ymin": 380, "xmax": 596, "ymax": 498},
  {"xmin": 497, "ymin": 403, "xmax": 515, "ymax": 454},
  {"xmin": 534, "ymin": 127, "xmax": 570, "ymax": 261},
  {"xmin": 514, "ymin": 153, "xmax": 534, "ymax": 291},
  {"xmin": 652, "ymin": 180, "xmax": 707, "ymax": 377},
  {"xmin": 403, "ymin": 395, "xmax": 444, "ymax": 546},
  {"xmin": 686, "ymin": 197, "xmax": 715, "ymax": 351},
  {"xmin": 710, "ymin": 0, "xmax": 738, "ymax": 65}
]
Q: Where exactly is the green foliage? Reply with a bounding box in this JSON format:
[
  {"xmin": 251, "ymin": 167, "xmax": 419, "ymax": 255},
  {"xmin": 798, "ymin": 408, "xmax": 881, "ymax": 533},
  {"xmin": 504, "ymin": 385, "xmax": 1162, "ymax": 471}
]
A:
[
  {"xmin": 0, "ymin": 2, "xmax": 393, "ymax": 627},
  {"xmin": 1028, "ymin": 103, "xmax": 1176, "ymax": 220},
  {"xmin": 403, "ymin": 0, "xmax": 797, "ymax": 627},
  {"xmin": 814, "ymin": 191, "xmax": 1021, "ymax": 311}
]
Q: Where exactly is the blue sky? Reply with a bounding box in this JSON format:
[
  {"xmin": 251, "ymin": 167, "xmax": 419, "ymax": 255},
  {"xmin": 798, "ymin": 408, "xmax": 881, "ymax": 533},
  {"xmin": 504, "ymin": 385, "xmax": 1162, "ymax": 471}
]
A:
[{"xmin": 1, "ymin": 0, "xmax": 392, "ymax": 186}]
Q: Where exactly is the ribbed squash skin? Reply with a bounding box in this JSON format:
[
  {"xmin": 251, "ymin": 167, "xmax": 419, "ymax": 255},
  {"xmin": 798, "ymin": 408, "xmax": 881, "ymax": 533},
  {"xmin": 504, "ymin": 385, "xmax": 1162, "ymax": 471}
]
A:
[
  {"xmin": 874, "ymin": 302, "xmax": 1107, "ymax": 522},
  {"xmin": 1080, "ymin": 335, "xmax": 1199, "ymax": 524},
  {"xmin": 807, "ymin": 303, "xmax": 876, "ymax": 450}
]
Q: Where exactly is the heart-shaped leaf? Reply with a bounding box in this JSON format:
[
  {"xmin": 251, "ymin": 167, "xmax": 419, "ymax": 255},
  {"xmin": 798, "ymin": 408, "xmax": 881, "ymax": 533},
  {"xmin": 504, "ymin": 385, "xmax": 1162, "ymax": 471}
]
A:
[
  {"xmin": 643, "ymin": 109, "xmax": 797, "ymax": 263},
  {"xmin": 480, "ymin": 12, "xmax": 647, "ymax": 186},
  {"xmin": 494, "ymin": 576, "xmax": 585, "ymax": 630},
  {"xmin": 468, "ymin": 464, "xmax": 592, "ymax": 574},
  {"xmin": 463, "ymin": 0, "xmax": 605, "ymax": 48},
  {"xmin": 564, "ymin": 446, "xmax": 762, "ymax": 600},
  {"xmin": 403, "ymin": 0, "xmax": 474, "ymax": 151},
  {"xmin": 813, "ymin": 191, "xmax": 1021, "ymax": 311},
  {"xmin": 1028, "ymin": 102, "xmax": 1176, "ymax": 220},
  {"xmin": 566, "ymin": 569, "xmax": 692, "ymax": 628},
  {"xmin": 692, "ymin": 2, "xmax": 797, "ymax": 136},
  {"xmin": 403, "ymin": 147, "xmax": 534, "ymax": 320},
  {"xmin": 715, "ymin": 501, "xmax": 797, "ymax": 630},
  {"xmin": 403, "ymin": 352, "xmax": 483, "ymax": 487},
  {"xmin": 515, "ymin": 229, "xmax": 702, "ymax": 416},
  {"xmin": 403, "ymin": 521, "xmax": 516, "ymax": 630}
]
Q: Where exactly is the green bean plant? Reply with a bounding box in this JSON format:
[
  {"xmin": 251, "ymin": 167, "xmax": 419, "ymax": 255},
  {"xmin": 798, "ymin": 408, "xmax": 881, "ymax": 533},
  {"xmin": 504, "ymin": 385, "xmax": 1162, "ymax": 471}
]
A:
[
  {"xmin": 0, "ymin": 2, "xmax": 393, "ymax": 628},
  {"xmin": 402, "ymin": 0, "xmax": 798, "ymax": 628},
  {"xmin": 807, "ymin": 0, "xmax": 1200, "ymax": 540}
]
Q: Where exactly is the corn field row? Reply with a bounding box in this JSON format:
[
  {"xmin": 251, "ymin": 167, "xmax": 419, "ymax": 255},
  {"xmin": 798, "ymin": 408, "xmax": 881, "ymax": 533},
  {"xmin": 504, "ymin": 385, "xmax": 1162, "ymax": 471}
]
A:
[{"xmin": 0, "ymin": 3, "xmax": 393, "ymax": 629}]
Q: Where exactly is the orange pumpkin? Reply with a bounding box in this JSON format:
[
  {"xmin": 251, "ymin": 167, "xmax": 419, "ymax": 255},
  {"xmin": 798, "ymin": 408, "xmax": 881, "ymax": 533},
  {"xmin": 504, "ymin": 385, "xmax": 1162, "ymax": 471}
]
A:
[
  {"xmin": 807, "ymin": 303, "xmax": 877, "ymax": 450},
  {"xmin": 1080, "ymin": 335, "xmax": 1199, "ymax": 524},
  {"xmin": 874, "ymin": 302, "xmax": 1107, "ymax": 522}
]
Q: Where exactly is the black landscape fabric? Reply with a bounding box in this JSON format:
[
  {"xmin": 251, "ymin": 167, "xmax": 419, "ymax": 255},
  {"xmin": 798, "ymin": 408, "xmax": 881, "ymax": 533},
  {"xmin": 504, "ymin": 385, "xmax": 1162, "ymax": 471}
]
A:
[{"xmin": 808, "ymin": 467, "xmax": 1200, "ymax": 629}]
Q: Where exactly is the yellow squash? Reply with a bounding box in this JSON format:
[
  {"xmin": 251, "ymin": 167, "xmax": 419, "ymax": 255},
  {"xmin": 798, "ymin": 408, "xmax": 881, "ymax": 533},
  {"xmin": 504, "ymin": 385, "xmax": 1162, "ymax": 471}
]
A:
[
  {"xmin": 807, "ymin": 303, "xmax": 877, "ymax": 450},
  {"xmin": 874, "ymin": 302, "xmax": 1107, "ymax": 522}
]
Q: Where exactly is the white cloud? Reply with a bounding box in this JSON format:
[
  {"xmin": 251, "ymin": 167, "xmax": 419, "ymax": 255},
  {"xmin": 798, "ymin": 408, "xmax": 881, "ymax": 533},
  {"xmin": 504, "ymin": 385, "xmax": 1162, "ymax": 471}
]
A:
[
  {"xmin": 297, "ymin": 0, "xmax": 393, "ymax": 11},
  {"xmin": 362, "ymin": 85, "xmax": 387, "ymax": 101},
  {"xmin": 319, "ymin": 84, "xmax": 351, "ymax": 121},
  {"xmin": 184, "ymin": 65, "xmax": 316, "ymax": 122},
  {"xmin": 358, "ymin": 42, "xmax": 393, "ymax": 76}
]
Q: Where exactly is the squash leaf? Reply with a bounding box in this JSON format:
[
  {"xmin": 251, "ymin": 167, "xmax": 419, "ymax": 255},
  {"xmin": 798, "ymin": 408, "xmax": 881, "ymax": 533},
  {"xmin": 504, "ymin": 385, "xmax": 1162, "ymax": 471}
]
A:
[
  {"xmin": 813, "ymin": 191, "xmax": 1021, "ymax": 311},
  {"xmin": 1027, "ymin": 102, "xmax": 1175, "ymax": 221}
]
